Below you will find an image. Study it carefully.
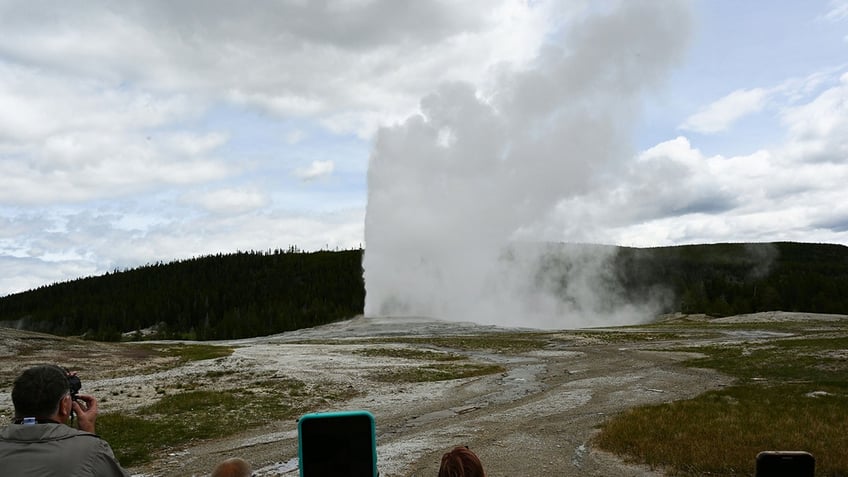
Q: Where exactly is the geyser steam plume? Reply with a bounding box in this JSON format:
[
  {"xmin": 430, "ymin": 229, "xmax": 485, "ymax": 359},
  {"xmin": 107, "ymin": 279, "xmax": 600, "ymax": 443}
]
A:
[{"xmin": 363, "ymin": 1, "xmax": 692, "ymax": 328}]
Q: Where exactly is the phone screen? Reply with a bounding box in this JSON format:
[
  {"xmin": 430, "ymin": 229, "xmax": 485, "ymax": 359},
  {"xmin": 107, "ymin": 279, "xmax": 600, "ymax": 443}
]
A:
[
  {"xmin": 755, "ymin": 451, "xmax": 815, "ymax": 477},
  {"xmin": 298, "ymin": 411, "xmax": 377, "ymax": 477}
]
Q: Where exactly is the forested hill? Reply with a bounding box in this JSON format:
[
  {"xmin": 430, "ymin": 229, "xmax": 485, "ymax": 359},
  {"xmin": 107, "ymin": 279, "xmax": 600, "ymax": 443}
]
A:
[
  {"xmin": 612, "ymin": 241, "xmax": 848, "ymax": 316},
  {"xmin": 0, "ymin": 249, "xmax": 365, "ymax": 341},
  {"xmin": 0, "ymin": 242, "xmax": 846, "ymax": 341}
]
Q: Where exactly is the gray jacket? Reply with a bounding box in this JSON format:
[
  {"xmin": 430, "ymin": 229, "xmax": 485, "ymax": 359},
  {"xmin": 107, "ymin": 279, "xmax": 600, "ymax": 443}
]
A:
[{"xmin": 0, "ymin": 422, "xmax": 130, "ymax": 477}]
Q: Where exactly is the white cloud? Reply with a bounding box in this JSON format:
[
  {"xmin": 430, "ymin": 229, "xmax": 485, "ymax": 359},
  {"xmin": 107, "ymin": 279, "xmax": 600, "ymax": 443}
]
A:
[
  {"xmin": 0, "ymin": 1, "xmax": 554, "ymax": 136},
  {"xmin": 0, "ymin": 63, "xmax": 197, "ymax": 142},
  {"xmin": 0, "ymin": 129, "xmax": 234, "ymax": 205},
  {"xmin": 0, "ymin": 0, "xmax": 556, "ymax": 209},
  {"xmin": 825, "ymin": 0, "xmax": 848, "ymax": 21},
  {"xmin": 0, "ymin": 60, "xmax": 232, "ymax": 206},
  {"xmin": 775, "ymin": 69, "xmax": 838, "ymax": 104},
  {"xmin": 0, "ymin": 255, "xmax": 100, "ymax": 296},
  {"xmin": 680, "ymin": 87, "xmax": 770, "ymax": 134},
  {"xmin": 780, "ymin": 72, "xmax": 848, "ymax": 163},
  {"xmin": 293, "ymin": 160, "xmax": 335, "ymax": 181},
  {"xmin": 594, "ymin": 71, "xmax": 848, "ymax": 247},
  {"xmin": 183, "ymin": 188, "xmax": 270, "ymax": 215},
  {"xmin": 547, "ymin": 137, "xmax": 754, "ymax": 239},
  {"xmin": 165, "ymin": 132, "xmax": 229, "ymax": 157},
  {"xmin": 285, "ymin": 129, "xmax": 307, "ymax": 145},
  {"xmin": 0, "ymin": 1, "xmax": 559, "ymax": 295}
]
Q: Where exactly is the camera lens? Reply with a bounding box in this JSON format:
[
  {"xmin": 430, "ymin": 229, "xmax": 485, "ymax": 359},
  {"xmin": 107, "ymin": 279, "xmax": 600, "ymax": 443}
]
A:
[{"xmin": 68, "ymin": 375, "xmax": 82, "ymax": 397}]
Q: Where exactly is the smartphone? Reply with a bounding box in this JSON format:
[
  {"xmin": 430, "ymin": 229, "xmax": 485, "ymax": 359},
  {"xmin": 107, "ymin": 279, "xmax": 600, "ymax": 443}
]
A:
[
  {"xmin": 755, "ymin": 451, "xmax": 815, "ymax": 477},
  {"xmin": 297, "ymin": 410, "xmax": 377, "ymax": 477}
]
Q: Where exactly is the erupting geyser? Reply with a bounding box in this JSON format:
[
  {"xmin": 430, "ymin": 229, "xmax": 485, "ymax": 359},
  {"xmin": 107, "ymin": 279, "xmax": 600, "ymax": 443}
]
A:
[{"xmin": 363, "ymin": 1, "xmax": 693, "ymax": 328}]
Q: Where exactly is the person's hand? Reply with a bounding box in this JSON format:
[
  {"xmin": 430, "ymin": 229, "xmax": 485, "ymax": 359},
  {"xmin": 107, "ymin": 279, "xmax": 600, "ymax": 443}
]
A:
[{"xmin": 72, "ymin": 394, "xmax": 98, "ymax": 433}]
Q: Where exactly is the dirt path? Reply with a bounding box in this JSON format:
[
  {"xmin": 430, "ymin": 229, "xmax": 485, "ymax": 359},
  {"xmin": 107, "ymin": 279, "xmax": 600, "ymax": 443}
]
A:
[{"xmin": 376, "ymin": 346, "xmax": 729, "ymax": 477}]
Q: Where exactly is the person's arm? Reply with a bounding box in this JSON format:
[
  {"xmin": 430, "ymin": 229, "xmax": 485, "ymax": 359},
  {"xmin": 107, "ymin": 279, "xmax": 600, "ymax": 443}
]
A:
[{"xmin": 72, "ymin": 394, "xmax": 98, "ymax": 434}]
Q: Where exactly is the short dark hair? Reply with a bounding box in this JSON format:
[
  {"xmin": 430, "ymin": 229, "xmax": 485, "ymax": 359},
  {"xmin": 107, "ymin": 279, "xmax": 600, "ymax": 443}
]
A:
[
  {"xmin": 438, "ymin": 446, "xmax": 486, "ymax": 477},
  {"xmin": 12, "ymin": 365, "xmax": 70, "ymax": 418}
]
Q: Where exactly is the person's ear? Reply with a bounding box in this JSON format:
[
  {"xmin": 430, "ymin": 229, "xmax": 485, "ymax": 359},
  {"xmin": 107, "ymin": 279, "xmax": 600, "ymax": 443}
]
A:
[{"xmin": 57, "ymin": 394, "xmax": 72, "ymax": 420}]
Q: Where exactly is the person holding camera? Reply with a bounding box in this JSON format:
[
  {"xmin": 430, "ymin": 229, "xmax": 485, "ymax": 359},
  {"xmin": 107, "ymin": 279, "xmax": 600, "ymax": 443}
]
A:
[{"xmin": 0, "ymin": 364, "xmax": 129, "ymax": 476}]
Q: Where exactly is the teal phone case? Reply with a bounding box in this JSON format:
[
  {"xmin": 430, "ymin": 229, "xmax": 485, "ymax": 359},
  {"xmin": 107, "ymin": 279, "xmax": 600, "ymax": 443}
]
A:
[{"xmin": 297, "ymin": 410, "xmax": 377, "ymax": 477}]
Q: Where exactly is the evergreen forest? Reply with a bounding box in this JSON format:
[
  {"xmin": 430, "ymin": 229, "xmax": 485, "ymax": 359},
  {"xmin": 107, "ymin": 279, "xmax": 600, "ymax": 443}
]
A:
[
  {"xmin": 0, "ymin": 242, "xmax": 846, "ymax": 341},
  {"xmin": 0, "ymin": 248, "xmax": 364, "ymax": 341}
]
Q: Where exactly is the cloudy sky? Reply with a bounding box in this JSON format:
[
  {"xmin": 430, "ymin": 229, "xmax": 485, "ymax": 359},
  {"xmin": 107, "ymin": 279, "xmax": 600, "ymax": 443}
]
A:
[{"xmin": 1, "ymin": 0, "xmax": 847, "ymax": 297}]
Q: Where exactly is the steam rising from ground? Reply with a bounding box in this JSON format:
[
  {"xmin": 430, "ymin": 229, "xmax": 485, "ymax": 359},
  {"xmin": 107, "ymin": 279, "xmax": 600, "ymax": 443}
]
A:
[{"xmin": 363, "ymin": 1, "xmax": 693, "ymax": 328}]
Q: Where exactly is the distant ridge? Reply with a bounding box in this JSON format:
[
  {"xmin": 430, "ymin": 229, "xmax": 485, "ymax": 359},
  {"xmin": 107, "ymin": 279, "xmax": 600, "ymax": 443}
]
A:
[
  {"xmin": 612, "ymin": 241, "xmax": 848, "ymax": 316},
  {"xmin": 0, "ymin": 248, "xmax": 364, "ymax": 341},
  {"xmin": 0, "ymin": 242, "xmax": 846, "ymax": 341}
]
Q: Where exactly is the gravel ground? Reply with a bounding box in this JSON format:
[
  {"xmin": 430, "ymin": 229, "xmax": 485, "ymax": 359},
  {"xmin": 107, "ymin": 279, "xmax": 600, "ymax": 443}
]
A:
[{"xmin": 2, "ymin": 312, "xmax": 843, "ymax": 476}]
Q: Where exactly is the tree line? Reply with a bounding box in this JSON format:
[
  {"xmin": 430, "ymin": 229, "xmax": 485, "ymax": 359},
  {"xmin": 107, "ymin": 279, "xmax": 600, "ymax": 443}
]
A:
[
  {"xmin": 613, "ymin": 241, "xmax": 848, "ymax": 316},
  {"xmin": 0, "ymin": 242, "xmax": 846, "ymax": 341},
  {"xmin": 0, "ymin": 248, "xmax": 364, "ymax": 341}
]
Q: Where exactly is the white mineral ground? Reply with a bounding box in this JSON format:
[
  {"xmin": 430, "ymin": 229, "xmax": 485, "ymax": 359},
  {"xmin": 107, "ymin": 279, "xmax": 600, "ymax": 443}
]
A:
[{"xmin": 1, "ymin": 311, "xmax": 845, "ymax": 476}]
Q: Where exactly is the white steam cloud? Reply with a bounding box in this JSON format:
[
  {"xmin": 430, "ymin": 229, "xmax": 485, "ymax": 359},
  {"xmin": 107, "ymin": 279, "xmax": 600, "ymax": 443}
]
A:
[{"xmin": 363, "ymin": 1, "xmax": 693, "ymax": 328}]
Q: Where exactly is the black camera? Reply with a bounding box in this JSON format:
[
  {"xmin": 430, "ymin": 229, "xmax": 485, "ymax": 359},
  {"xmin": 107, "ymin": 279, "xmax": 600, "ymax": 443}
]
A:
[{"xmin": 68, "ymin": 373, "xmax": 82, "ymax": 399}]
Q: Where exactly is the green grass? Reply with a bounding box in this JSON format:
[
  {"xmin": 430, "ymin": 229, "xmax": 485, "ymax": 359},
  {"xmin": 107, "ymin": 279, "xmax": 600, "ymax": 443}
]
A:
[
  {"xmin": 595, "ymin": 385, "xmax": 848, "ymax": 476},
  {"xmin": 153, "ymin": 343, "xmax": 235, "ymax": 363},
  {"xmin": 568, "ymin": 330, "xmax": 695, "ymax": 343},
  {"xmin": 685, "ymin": 336, "xmax": 848, "ymax": 385},
  {"xmin": 355, "ymin": 347, "xmax": 465, "ymax": 361},
  {"xmin": 371, "ymin": 363, "xmax": 505, "ymax": 383},
  {"xmin": 380, "ymin": 334, "xmax": 550, "ymax": 353},
  {"xmin": 644, "ymin": 318, "xmax": 844, "ymax": 335},
  {"xmin": 594, "ymin": 328, "xmax": 848, "ymax": 476},
  {"xmin": 97, "ymin": 414, "xmax": 169, "ymax": 466},
  {"xmin": 98, "ymin": 375, "xmax": 357, "ymax": 468}
]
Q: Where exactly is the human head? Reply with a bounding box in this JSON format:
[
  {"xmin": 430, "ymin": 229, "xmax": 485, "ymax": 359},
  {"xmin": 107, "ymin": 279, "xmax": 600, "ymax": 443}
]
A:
[
  {"xmin": 11, "ymin": 365, "xmax": 72, "ymax": 419},
  {"xmin": 211, "ymin": 457, "xmax": 253, "ymax": 477},
  {"xmin": 438, "ymin": 446, "xmax": 485, "ymax": 477}
]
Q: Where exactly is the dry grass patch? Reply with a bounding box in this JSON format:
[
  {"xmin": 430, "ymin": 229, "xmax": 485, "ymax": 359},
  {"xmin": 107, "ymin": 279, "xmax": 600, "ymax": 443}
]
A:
[
  {"xmin": 595, "ymin": 385, "xmax": 848, "ymax": 476},
  {"xmin": 594, "ymin": 328, "xmax": 848, "ymax": 476}
]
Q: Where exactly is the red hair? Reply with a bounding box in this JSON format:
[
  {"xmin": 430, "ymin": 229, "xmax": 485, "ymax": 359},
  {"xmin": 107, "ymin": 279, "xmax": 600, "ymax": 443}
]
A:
[{"xmin": 438, "ymin": 446, "xmax": 486, "ymax": 477}]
